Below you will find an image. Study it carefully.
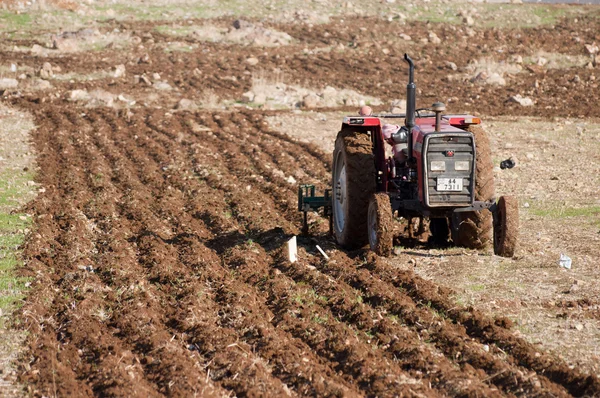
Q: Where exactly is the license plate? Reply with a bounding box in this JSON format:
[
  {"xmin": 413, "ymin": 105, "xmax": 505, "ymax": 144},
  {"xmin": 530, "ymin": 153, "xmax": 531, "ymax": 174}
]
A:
[{"xmin": 437, "ymin": 177, "xmax": 463, "ymax": 192}]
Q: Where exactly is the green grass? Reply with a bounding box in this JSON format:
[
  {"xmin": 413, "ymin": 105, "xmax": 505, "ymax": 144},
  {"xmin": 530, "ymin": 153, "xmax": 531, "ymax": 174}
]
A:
[
  {"xmin": 1, "ymin": 0, "xmax": 592, "ymax": 41},
  {"xmin": 155, "ymin": 25, "xmax": 197, "ymax": 36},
  {"xmin": 531, "ymin": 6, "xmax": 570, "ymax": 26},
  {"xmin": 468, "ymin": 283, "xmax": 486, "ymax": 292},
  {"xmin": 0, "ymin": 171, "xmax": 35, "ymax": 212},
  {"xmin": 0, "ymin": 169, "xmax": 34, "ymax": 325},
  {"xmin": 0, "ymin": 213, "xmax": 31, "ymax": 325},
  {"xmin": 391, "ymin": 2, "xmax": 594, "ymax": 28},
  {"xmin": 0, "ymin": 11, "xmax": 32, "ymax": 29},
  {"xmin": 94, "ymin": 3, "xmax": 212, "ymax": 21},
  {"xmin": 164, "ymin": 43, "xmax": 197, "ymax": 53},
  {"xmin": 529, "ymin": 204, "xmax": 600, "ymax": 219},
  {"xmin": 0, "ymin": 214, "xmax": 28, "ymax": 233}
]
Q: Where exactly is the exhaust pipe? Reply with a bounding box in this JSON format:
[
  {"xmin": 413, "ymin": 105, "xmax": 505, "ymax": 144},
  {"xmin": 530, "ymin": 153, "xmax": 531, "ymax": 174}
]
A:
[{"xmin": 404, "ymin": 54, "xmax": 416, "ymax": 165}]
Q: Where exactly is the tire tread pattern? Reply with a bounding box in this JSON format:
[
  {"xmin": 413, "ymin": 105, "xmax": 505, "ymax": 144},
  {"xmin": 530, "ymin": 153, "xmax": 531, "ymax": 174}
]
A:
[
  {"xmin": 453, "ymin": 125, "xmax": 495, "ymax": 249},
  {"xmin": 332, "ymin": 128, "xmax": 376, "ymax": 248},
  {"xmin": 368, "ymin": 193, "xmax": 394, "ymax": 257},
  {"xmin": 494, "ymin": 196, "xmax": 519, "ymax": 257}
]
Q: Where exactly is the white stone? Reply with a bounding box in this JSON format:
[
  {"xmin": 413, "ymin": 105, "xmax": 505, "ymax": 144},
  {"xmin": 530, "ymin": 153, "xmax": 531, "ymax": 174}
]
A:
[
  {"xmin": 322, "ymin": 86, "xmax": 338, "ymax": 99},
  {"xmin": 68, "ymin": 89, "xmax": 90, "ymax": 101},
  {"xmin": 89, "ymin": 90, "xmax": 115, "ymax": 106},
  {"xmin": 33, "ymin": 79, "xmax": 52, "ymax": 90},
  {"xmin": 428, "ymin": 32, "xmax": 441, "ymax": 45},
  {"xmin": 253, "ymin": 93, "xmax": 267, "ymax": 104},
  {"xmin": 486, "ymin": 72, "xmax": 506, "ymax": 86},
  {"xmin": 445, "ymin": 61, "xmax": 458, "ymax": 71},
  {"xmin": 153, "ymin": 81, "xmax": 173, "ymax": 91},
  {"xmin": 39, "ymin": 62, "xmax": 53, "ymax": 79},
  {"xmin": 302, "ymin": 93, "xmax": 320, "ymax": 109},
  {"xmin": 584, "ymin": 43, "xmax": 599, "ymax": 55},
  {"xmin": 175, "ymin": 98, "xmax": 195, "ymax": 110},
  {"xmin": 509, "ymin": 94, "xmax": 534, "ymax": 107},
  {"xmin": 0, "ymin": 78, "xmax": 19, "ymax": 89},
  {"xmin": 113, "ymin": 64, "xmax": 126, "ymax": 78},
  {"xmin": 241, "ymin": 91, "xmax": 255, "ymax": 103}
]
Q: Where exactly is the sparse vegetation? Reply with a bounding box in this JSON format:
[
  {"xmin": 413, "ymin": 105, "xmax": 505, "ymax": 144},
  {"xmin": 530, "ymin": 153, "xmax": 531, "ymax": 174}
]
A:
[{"xmin": 529, "ymin": 204, "xmax": 600, "ymax": 219}]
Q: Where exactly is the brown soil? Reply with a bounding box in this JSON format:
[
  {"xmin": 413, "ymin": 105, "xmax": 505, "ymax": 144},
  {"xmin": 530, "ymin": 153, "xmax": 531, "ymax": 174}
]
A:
[
  {"xmin": 10, "ymin": 103, "xmax": 597, "ymax": 397},
  {"xmin": 2, "ymin": 14, "xmax": 600, "ymax": 115},
  {"xmin": 368, "ymin": 193, "xmax": 394, "ymax": 257},
  {"xmin": 1, "ymin": 11, "xmax": 599, "ymax": 398}
]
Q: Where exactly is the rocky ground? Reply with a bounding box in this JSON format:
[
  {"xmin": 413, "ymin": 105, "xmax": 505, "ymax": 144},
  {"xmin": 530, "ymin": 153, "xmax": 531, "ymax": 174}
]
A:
[{"xmin": 0, "ymin": 0, "xmax": 599, "ymax": 396}]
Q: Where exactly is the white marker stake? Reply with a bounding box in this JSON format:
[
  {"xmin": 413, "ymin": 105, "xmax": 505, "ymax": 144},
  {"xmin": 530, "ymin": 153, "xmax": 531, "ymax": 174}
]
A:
[
  {"xmin": 288, "ymin": 236, "xmax": 297, "ymax": 263},
  {"xmin": 316, "ymin": 245, "xmax": 329, "ymax": 261}
]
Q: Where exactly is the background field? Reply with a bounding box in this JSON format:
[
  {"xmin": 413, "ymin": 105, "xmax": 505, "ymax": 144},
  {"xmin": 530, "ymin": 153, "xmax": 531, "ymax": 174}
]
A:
[{"xmin": 1, "ymin": 0, "xmax": 599, "ymax": 396}]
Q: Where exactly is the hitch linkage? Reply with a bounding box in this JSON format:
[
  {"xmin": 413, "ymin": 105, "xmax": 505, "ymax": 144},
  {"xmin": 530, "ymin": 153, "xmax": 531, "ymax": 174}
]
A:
[{"xmin": 298, "ymin": 184, "xmax": 332, "ymax": 235}]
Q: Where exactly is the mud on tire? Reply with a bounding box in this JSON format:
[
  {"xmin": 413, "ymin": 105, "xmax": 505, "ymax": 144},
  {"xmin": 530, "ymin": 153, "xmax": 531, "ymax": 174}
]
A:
[
  {"xmin": 332, "ymin": 128, "xmax": 376, "ymax": 248},
  {"xmin": 452, "ymin": 124, "xmax": 495, "ymax": 249},
  {"xmin": 368, "ymin": 193, "xmax": 394, "ymax": 257},
  {"xmin": 494, "ymin": 196, "xmax": 519, "ymax": 257}
]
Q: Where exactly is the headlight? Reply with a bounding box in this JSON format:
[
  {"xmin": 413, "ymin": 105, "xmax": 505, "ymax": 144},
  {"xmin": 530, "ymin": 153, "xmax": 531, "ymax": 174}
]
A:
[
  {"xmin": 454, "ymin": 161, "xmax": 470, "ymax": 171},
  {"xmin": 430, "ymin": 161, "xmax": 446, "ymax": 171}
]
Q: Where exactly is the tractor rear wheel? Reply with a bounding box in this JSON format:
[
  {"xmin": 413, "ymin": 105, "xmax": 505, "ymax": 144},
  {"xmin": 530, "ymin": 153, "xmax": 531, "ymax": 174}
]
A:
[
  {"xmin": 493, "ymin": 196, "xmax": 519, "ymax": 257},
  {"xmin": 452, "ymin": 125, "xmax": 494, "ymax": 249},
  {"xmin": 332, "ymin": 128, "xmax": 376, "ymax": 248},
  {"xmin": 368, "ymin": 193, "xmax": 394, "ymax": 256}
]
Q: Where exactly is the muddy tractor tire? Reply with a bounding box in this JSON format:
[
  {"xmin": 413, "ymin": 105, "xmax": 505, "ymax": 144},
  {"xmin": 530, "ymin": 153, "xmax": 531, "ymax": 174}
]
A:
[
  {"xmin": 493, "ymin": 196, "xmax": 519, "ymax": 257},
  {"xmin": 452, "ymin": 125, "xmax": 495, "ymax": 249},
  {"xmin": 332, "ymin": 128, "xmax": 376, "ymax": 248},
  {"xmin": 368, "ymin": 193, "xmax": 394, "ymax": 256}
]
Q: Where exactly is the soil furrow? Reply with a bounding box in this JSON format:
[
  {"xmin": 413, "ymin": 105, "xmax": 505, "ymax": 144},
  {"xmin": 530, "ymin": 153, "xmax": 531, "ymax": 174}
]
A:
[
  {"xmin": 17, "ymin": 104, "xmax": 600, "ymax": 397},
  {"xmin": 315, "ymin": 250, "xmax": 573, "ymax": 397},
  {"xmin": 379, "ymin": 263, "xmax": 600, "ymax": 397},
  {"xmin": 21, "ymin": 109, "xmax": 168, "ymax": 397},
  {"xmin": 133, "ymin": 111, "xmax": 440, "ymax": 396},
  {"xmin": 80, "ymin": 108, "xmax": 360, "ymax": 396},
  {"xmin": 84, "ymin": 109, "xmax": 296, "ymax": 396}
]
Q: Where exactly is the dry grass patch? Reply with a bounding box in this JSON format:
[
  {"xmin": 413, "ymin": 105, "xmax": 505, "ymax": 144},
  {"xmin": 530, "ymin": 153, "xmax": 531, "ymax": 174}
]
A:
[
  {"xmin": 156, "ymin": 22, "xmax": 294, "ymax": 47},
  {"xmin": 240, "ymin": 70, "xmax": 382, "ymax": 111},
  {"xmin": 0, "ymin": 104, "xmax": 37, "ymax": 397}
]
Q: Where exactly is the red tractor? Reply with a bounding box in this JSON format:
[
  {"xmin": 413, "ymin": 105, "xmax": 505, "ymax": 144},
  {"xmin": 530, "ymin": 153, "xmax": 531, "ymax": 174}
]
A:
[{"xmin": 299, "ymin": 54, "xmax": 518, "ymax": 257}]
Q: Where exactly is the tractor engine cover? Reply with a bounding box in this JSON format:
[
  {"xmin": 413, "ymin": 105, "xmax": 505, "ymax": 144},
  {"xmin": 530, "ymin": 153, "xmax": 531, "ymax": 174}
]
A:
[{"xmin": 418, "ymin": 131, "xmax": 476, "ymax": 207}]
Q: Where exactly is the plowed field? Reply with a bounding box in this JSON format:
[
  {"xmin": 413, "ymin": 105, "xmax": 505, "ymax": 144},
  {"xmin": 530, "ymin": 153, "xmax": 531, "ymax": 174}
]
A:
[
  {"xmin": 1, "ymin": 2, "xmax": 600, "ymax": 396},
  {"xmin": 13, "ymin": 105, "xmax": 597, "ymax": 397}
]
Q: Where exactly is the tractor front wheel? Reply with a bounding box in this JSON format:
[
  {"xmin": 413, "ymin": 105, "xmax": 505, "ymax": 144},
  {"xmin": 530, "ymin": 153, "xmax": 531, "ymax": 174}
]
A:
[
  {"xmin": 332, "ymin": 128, "xmax": 376, "ymax": 248},
  {"xmin": 493, "ymin": 196, "xmax": 519, "ymax": 257},
  {"xmin": 368, "ymin": 193, "xmax": 394, "ymax": 257}
]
